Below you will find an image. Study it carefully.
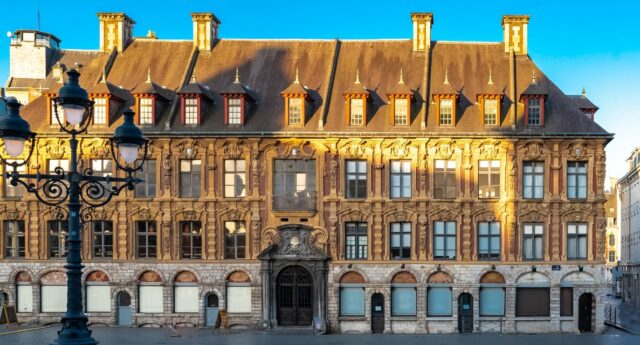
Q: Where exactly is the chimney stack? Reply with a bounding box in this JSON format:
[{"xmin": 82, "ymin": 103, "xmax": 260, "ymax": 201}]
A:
[
  {"xmin": 411, "ymin": 13, "xmax": 433, "ymax": 52},
  {"xmin": 502, "ymin": 15, "xmax": 530, "ymax": 55},
  {"xmin": 191, "ymin": 13, "xmax": 221, "ymax": 51},
  {"xmin": 97, "ymin": 13, "xmax": 135, "ymax": 52}
]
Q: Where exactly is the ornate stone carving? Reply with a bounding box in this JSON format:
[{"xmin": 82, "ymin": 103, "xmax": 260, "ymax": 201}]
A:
[
  {"xmin": 43, "ymin": 138, "xmax": 67, "ymax": 159},
  {"xmin": 276, "ymin": 141, "xmax": 316, "ymax": 160},
  {"xmin": 222, "ymin": 140, "xmax": 244, "ymax": 159}
]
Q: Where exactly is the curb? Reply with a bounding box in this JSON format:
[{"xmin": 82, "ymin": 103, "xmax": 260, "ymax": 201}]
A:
[
  {"xmin": 0, "ymin": 325, "xmax": 52, "ymax": 336},
  {"xmin": 605, "ymin": 321, "xmax": 640, "ymax": 335}
]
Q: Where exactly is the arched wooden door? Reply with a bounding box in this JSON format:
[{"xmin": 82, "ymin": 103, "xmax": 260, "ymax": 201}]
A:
[
  {"xmin": 276, "ymin": 266, "xmax": 313, "ymax": 326},
  {"xmin": 578, "ymin": 293, "xmax": 593, "ymax": 332}
]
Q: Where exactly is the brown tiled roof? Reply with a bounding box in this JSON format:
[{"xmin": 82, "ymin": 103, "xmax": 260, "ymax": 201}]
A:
[
  {"xmin": 177, "ymin": 81, "xmax": 216, "ymax": 101},
  {"xmin": 15, "ymin": 37, "xmax": 610, "ymax": 138}
]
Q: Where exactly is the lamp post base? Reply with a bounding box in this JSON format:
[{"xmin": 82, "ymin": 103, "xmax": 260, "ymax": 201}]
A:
[{"xmin": 52, "ymin": 316, "xmax": 98, "ymax": 345}]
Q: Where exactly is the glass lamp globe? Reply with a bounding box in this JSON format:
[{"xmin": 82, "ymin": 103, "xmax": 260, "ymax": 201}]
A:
[
  {"xmin": 3, "ymin": 136, "xmax": 25, "ymax": 157},
  {"xmin": 63, "ymin": 104, "xmax": 85, "ymax": 125},
  {"xmin": 119, "ymin": 143, "xmax": 140, "ymax": 164}
]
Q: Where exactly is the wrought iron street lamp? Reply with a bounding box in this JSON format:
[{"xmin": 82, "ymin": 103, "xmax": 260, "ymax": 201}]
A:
[{"xmin": 0, "ymin": 69, "xmax": 148, "ymax": 345}]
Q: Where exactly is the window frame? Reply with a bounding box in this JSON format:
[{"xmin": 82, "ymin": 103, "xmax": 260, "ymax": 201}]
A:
[
  {"xmin": 390, "ymin": 160, "xmax": 412, "ymax": 199},
  {"xmin": 228, "ymin": 97, "xmax": 243, "ymax": 125},
  {"xmin": 483, "ymin": 98, "xmax": 498, "ymax": 126},
  {"xmin": 350, "ymin": 98, "xmax": 364, "ymax": 126},
  {"xmin": 522, "ymin": 161, "xmax": 544, "ymax": 199},
  {"xmin": 478, "ymin": 160, "xmax": 500, "ymax": 199},
  {"xmin": 566, "ymin": 223, "xmax": 588, "ymax": 260},
  {"xmin": 134, "ymin": 160, "xmax": 157, "ymax": 198},
  {"xmin": 224, "ymin": 159, "xmax": 246, "ymax": 198},
  {"xmin": 288, "ymin": 97, "xmax": 304, "ymax": 126},
  {"xmin": 47, "ymin": 220, "xmax": 68, "ymax": 259},
  {"xmin": 477, "ymin": 221, "xmax": 500, "ymax": 260},
  {"xmin": 433, "ymin": 221, "xmax": 457, "ymax": 260},
  {"xmin": 427, "ymin": 286, "xmax": 453, "ymax": 316},
  {"xmin": 139, "ymin": 97, "xmax": 154, "ymax": 125},
  {"xmin": 567, "ymin": 161, "xmax": 588, "ymax": 200},
  {"xmin": 516, "ymin": 287, "xmax": 550, "ymax": 317},
  {"xmin": 180, "ymin": 221, "xmax": 202, "ymax": 259},
  {"xmin": 479, "ymin": 286, "xmax": 505, "ymax": 316},
  {"xmin": 560, "ymin": 287, "xmax": 573, "ymax": 316},
  {"xmin": 273, "ymin": 159, "xmax": 317, "ymax": 211},
  {"xmin": 339, "ymin": 286, "xmax": 365, "ymax": 316},
  {"xmin": 136, "ymin": 221, "xmax": 157, "ymax": 259},
  {"xmin": 522, "ymin": 223, "xmax": 544, "ymax": 260},
  {"xmin": 527, "ymin": 98, "xmax": 541, "ymax": 126},
  {"xmin": 439, "ymin": 98, "xmax": 453, "ymax": 126},
  {"xmin": 345, "ymin": 222, "xmax": 368, "ymax": 260},
  {"xmin": 391, "ymin": 285, "xmax": 417, "ymax": 316},
  {"xmin": 394, "ymin": 98, "xmax": 409, "ymax": 126},
  {"xmin": 91, "ymin": 220, "xmax": 113, "ymax": 259},
  {"xmin": 93, "ymin": 97, "xmax": 108, "ymax": 125},
  {"xmin": 433, "ymin": 159, "xmax": 457, "ymax": 199},
  {"xmin": 4, "ymin": 160, "xmax": 26, "ymax": 198},
  {"xmin": 390, "ymin": 222, "xmax": 411, "ymax": 260},
  {"xmin": 184, "ymin": 97, "xmax": 199, "ymax": 125},
  {"xmin": 345, "ymin": 159, "xmax": 367, "ymax": 199},
  {"xmin": 179, "ymin": 160, "xmax": 201, "ymax": 198},
  {"xmin": 3, "ymin": 220, "xmax": 25, "ymax": 258},
  {"xmin": 224, "ymin": 221, "xmax": 246, "ymax": 259}
]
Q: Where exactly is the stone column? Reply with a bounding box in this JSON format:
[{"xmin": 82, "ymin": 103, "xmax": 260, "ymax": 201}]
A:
[{"xmin": 259, "ymin": 261, "xmax": 272, "ymax": 329}]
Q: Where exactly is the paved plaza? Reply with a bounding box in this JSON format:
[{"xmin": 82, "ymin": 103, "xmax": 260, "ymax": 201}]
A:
[{"xmin": 0, "ymin": 326, "xmax": 638, "ymax": 345}]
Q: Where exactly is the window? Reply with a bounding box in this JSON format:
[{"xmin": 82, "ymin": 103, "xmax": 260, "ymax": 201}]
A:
[
  {"xmin": 478, "ymin": 160, "xmax": 500, "ymax": 198},
  {"xmin": 434, "ymin": 160, "xmax": 456, "ymax": 199},
  {"xmin": 567, "ymin": 162, "xmax": 587, "ymax": 199},
  {"xmin": 48, "ymin": 159, "xmax": 69, "ymax": 174},
  {"xmin": 4, "ymin": 160, "xmax": 25, "ymax": 197},
  {"xmin": 139, "ymin": 98, "xmax": 153, "ymax": 125},
  {"xmin": 567, "ymin": 223, "xmax": 587, "ymax": 260},
  {"xmin": 345, "ymin": 222, "xmax": 367, "ymax": 260},
  {"xmin": 527, "ymin": 99, "xmax": 541, "ymax": 125},
  {"xmin": 394, "ymin": 98, "xmax": 408, "ymax": 126},
  {"xmin": 139, "ymin": 285, "xmax": 163, "ymax": 313},
  {"xmin": 390, "ymin": 160, "xmax": 411, "ymax": 198},
  {"xmin": 390, "ymin": 222, "xmax": 411, "ymax": 259},
  {"xmin": 439, "ymin": 99, "xmax": 453, "ymax": 125},
  {"xmin": 224, "ymin": 159, "xmax": 246, "ymax": 198},
  {"xmin": 86, "ymin": 273, "xmax": 110, "ymax": 312},
  {"xmin": 288, "ymin": 98, "xmax": 303, "ymax": 125},
  {"xmin": 350, "ymin": 98, "xmax": 364, "ymax": 126},
  {"xmin": 92, "ymin": 221, "xmax": 113, "ymax": 258},
  {"xmin": 226, "ymin": 285, "xmax": 251, "ymax": 313},
  {"xmin": 480, "ymin": 287, "xmax": 505, "ymax": 316},
  {"xmin": 478, "ymin": 222, "xmax": 500, "ymax": 260},
  {"xmin": 433, "ymin": 221, "xmax": 456, "ymax": 260},
  {"xmin": 180, "ymin": 221, "xmax": 202, "ymax": 259},
  {"xmin": 50, "ymin": 99, "xmax": 63, "ymax": 124},
  {"xmin": 93, "ymin": 97, "xmax": 107, "ymax": 125},
  {"xmin": 3, "ymin": 220, "xmax": 25, "ymax": 258},
  {"xmin": 340, "ymin": 287, "xmax": 365, "ymax": 316},
  {"xmin": 91, "ymin": 159, "xmax": 112, "ymax": 194},
  {"xmin": 179, "ymin": 160, "xmax": 201, "ymax": 198},
  {"xmin": 228, "ymin": 98, "xmax": 242, "ymax": 125},
  {"xmin": 523, "ymin": 224, "xmax": 544, "ymax": 260},
  {"xmin": 134, "ymin": 160, "xmax": 156, "ymax": 198},
  {"xmin": 560, "ymin": 287, "xmax": 573, "ymax": 316},
  {"xmin": 523, "ymin": 161, "xmax": 544, "ymax": 199},
  {"xmin": 184, "ymin": 98, "xmax": 198, "ymax": 125},
  {"xmin": 136, "ymin": 221, "xmax": 157, "ymax": 259},
  {"xmin": 609, "ymin": 251, "xmax": 616, "ymax": 263},
  {"xmin": 484, "ymin": 99, "xmax": 498, "ymax": 125},
  {"xmin": 174, "ymin": 272, "xmax": 198, "ymax": 313},
  {"xmin": 273, "ymin": 159, "xmax": 316, "ymax": 211},
  {"xmin": 41, "ymin": 277, "xmax": 67, "ymax": 313},
  {"xmin": 48, "ymin": 220, "xmax": 67, "ymax": 258},
  {"xmin": 17, "ymin": 283, "xmax": 33, "ymax": 312},
  {"xmin": 345, "ymin": 160, "xmax": 367, "ymax": 199},
  {"xmin": 391, "ymin": 286, "xmax": 416, "ymax": 316},
  {"xmin": 516, "ymin": 288, "xmax": 550, "ymax": 316},
  {"xmin": 224, "ymin": 221, "xmax": 246, "ymax": 259},
  {"xmin": 427, "ymin": 287, "xmax": 452, "ymax": 316}
]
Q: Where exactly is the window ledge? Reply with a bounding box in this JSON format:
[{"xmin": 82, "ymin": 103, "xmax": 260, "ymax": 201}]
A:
[
  {"xmin": 271, "ymin": 210, "xmax": 317, "ymax": 217},
  {"xmin": 426, "ymin": 316, "xmax": 453, "ymax": 320},
  {"xmin": 390, "ymin": 316, "xmax": 417, "ymax": 321},
  {"xmin": 478, "ymin": 316, "xmax": 505, "ymax": 320},
  {"xmin": 559, "ymin": 316, "xmax": 574, "ymax": 320},
  {"xmin": 514, "ymin": 317, "xmax": 551, "ymax": 321},
  {"xmin": 338, "ymin": 316, "xmax": 367, "ymax": 321}
]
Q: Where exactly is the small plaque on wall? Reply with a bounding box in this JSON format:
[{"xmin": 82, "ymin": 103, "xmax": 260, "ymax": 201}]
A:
[{"xmin": 552, "ymin": 265, "xmax": 561, "ymax": 271}]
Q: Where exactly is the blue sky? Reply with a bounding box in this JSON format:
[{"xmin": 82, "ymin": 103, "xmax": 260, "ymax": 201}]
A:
[{"xmin": 1, "ymin": 0, "xmax": 638, "ymax": 182}]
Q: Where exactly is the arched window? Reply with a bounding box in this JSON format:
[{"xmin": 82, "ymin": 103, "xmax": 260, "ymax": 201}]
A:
[
  {"xmin": 339, "ymin": 272, "xmax": 365, "ymax": 316},
  {"xmin": 391, "ymin": 272, "xmax": 417, "ymax": 316},
  {"xmin": 479, "ymin": 271, "xmax": 505, "ymax": 316},
  {"xmin": 427, "ymin": 271, "xmax": 452, "ymax": 316},
  {"xmin": 516, "ymin": 272, "xmax": 550, "ymax": 317},
  {"xmin": 86, "ymin": 271, "xmax": 110, "ymax": 312},
  {"xmin": 15, "ymin": 271, "xmax": 32, "ymax": 313},
  {"xmin": 138, "ymin": 271, "xmax": 163, "ymax": 313},
  {"xmin": 41, "ymin": 271, "xmax": 67, "ymax": 313},
  {"xmin": 174, "ymin": 271, "xmax": 199, "ymax": 313},
  {"xmin": 226, "ymin": 271, "xmax": 251, "ymax": 313}
]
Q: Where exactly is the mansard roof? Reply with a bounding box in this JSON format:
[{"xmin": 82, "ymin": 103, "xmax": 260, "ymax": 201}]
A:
[
  {"xmin": 17, "ymin": 37, "xmax": 610, "ymax": 138},
  {"xmin": 568, "ymin": 94, "xmax": 599, "ymax": 111}
]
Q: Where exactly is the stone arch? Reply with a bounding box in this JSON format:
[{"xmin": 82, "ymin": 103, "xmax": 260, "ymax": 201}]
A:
[
  {"xmin": 10, "ymin": 269, "xmax": 34, "ymax": 283},
  {"xmin": 427, "ymin": 271, "xmax": 453, "ymax": 284},
  {"xmin": 38, "ymin": 269, "xmax": 67, "ymax": 284},
  {"xmin": 226, "ymin": 270, "xmax": 251, "ymax": 283},
  {"xmin": 112, "ymin": 287, "xmax": 136, "ymax": 312},
  {"xmin": 137, "ymin": 270, "xmax": 164, "ymax": 283},
  {"xmin": 516, "ymin": 271, "xmax": 551, "ymax": 286},
  {"xmin": 34, "ymin": 267, "xmax": 65, "ymax": 282},
  {"xmin": 479, "ymin": 271, "xmax": 505, "ymax": 284},
  {"xmin": 335, "ymin": 269, "xmax": 369, "ymax": 284},
  {"xmin": 422, "ymin": 266, "xmax": 456, "ymax": 284},
  {"xmin": 560, "ymin": 271, "xmax": 596, "ymax": 286},
  {"xmin": 0, "ymin": 288, "xmax": 14, "ymax": 305},
  {"xmin": 222, "ymin": 268, "xmax": 254, "ymax": 284},
  {"xmin": 174, "ymin": 271, "xmax": 198, "ymax": 283},
  {"xmin": 82, "ymin": 269, "xmax": 111, "ymax": 283},
  {"xmin": 339, "ymin": 271, "xmax": 366, "ymax": 284},
  {"xmin": 134, "ymin": 268, "xmax": 165, "ymax": 283},
  {"xmin": 168, "ymin": 268, "xmax": 201, "ymax": 284},
  {"xmin": 390, "ymin": 271, "xmax": 417, "ymax": 284}
]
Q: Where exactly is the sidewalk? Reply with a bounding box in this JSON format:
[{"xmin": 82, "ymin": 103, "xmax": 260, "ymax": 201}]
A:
[{"xmin": 605, "ymin": 297, "xmax": 640, "ymax": 334}]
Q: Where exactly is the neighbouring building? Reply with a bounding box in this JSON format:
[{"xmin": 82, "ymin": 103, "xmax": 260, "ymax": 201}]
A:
[
  {"xmin": 604, "ymin": 177, "xmax": 621, "ymax": 296},
  {"xmin": 620, "ymin": 148, "xmax": 640, "ymax": 306},
  {"xmin": 0, "ymin": 12, "xmax": 612, "ymax": 334}
]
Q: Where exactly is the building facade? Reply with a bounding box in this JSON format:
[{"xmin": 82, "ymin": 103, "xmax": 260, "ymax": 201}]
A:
[
  {"xmin": 0, "ymin": 12, "xmax": 612, "ymax": 334},
  {"xmin": 619, "ymin": 148, "xmax": 640, "ymax": 306},
  {"xmin": 604, "ymin": 178, "xmax": 621, "ymax": 296}
]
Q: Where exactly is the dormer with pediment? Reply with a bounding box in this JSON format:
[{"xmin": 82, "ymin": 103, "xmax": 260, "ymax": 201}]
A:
[
  {"xmin": 343, "ymin": 69, "xmax": 372, "ymax": 126},
  {"xmin": 177, "ymin": 75, "xmax": 216, "ymax": 126},
  {"xmin": 132, "ymin": 69, "xmax": 175, "ymax": 126},
  {"xmin": 88, "ymin": 70, "xmax": 134, "ymax": 126},
  {"xmin": 220, "ymin": 68, "xmax": 254, "ymax": 126},
  {"xmin": 281, "ymin": 69, "xmax": 311, "ymax": 127},
  {"xmin": 476, "ymin": 68, "xmax": 504, "ymax": 126},
  {"xmin": 520, "ymin": 72, "xmax": 548, "ymax": 127},
  {"xmin": 387, "ymin": 69, "xmax": 415, "ymax": 126},
  {"xmin": 432, "ymin": 68, "xmax": 460, "ymax": 127}
]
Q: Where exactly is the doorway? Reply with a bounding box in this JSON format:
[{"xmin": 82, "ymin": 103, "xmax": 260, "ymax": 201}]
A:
[
  {"xmin": 458, "ymin": 293, "xmax": 473, "ymax": 333},
  {"xmin": 371, "ymin": 293, "xmax": 385, "ymax": 333},
  {"xmin": 276, "ymin": 266, "xmax": 313, "ymax": 326},
  {"xmin": 116, "ymin": 292, "xmax": 133, "ymax": 326},
  {"xmin": 578, "ymin": 293, "xmax": 593, "ymax": 332},
  {"xmin": 205, "ymin": 293, "xmax": 219, "ymax": 327}
]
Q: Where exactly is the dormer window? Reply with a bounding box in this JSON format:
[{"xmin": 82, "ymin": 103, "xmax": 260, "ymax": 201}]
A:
[
  {"xmin": 288, "ymin": 98, "xmax": 303, "ymax": 125},
  {"xmin": 350, "ymin": 98, "xmax": 364, "ymax": 126},
  {"xmin": 50, "ymin": 98, "xmax": 63, "ymax": 125},
  {"xmin": 484, "ymin": 99, "xmax": 498, "ymax": 125},
  {"xmin": 184, "ymin": 98, "xmax": 199, "ymax": 125},
  {"xmin": 394, "ymin": 99, "xmax": 409, "ymax": 126},
  {"xmin": 527, "ymin": 99, "xmax": 541, "ymax": 125},
  {"xmin": 281, "ymin": 69, "xmax": 309, "ymax": 127},
  {"xmin": 139, "ymin": 98, "xmax": 154, "ymax": 125},
  {"xmin": 439, "ymin": 99, "xmax": 453, "ymax": 126},
  {"xmin": 228, "ymin": 98, "xmax": 243, "ymax": 125},
  {"xmin": 93, "ymin": 98, "xmax": 107, "ymax": 125}
]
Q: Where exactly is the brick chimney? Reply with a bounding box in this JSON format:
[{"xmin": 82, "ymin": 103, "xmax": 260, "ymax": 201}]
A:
[
  {"xmin": 97, "ymin": 12, "xmax": 135, "ymax": 52},
  {"xmin": 191, "ymin": 13, "xmax": 221, "ymax": 51},
  {"xmin": 411, "ymin": 13, "xmax": 433, "ymax": 52},
  {"xmin": 502, "ymin": 15, "xmax": 530, "ymax": 55}
]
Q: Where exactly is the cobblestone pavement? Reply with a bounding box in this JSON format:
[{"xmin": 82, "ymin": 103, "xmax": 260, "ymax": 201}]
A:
[{"xmin": 0, "ymin": 326, "xmax": 638, "ymax": 345}]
